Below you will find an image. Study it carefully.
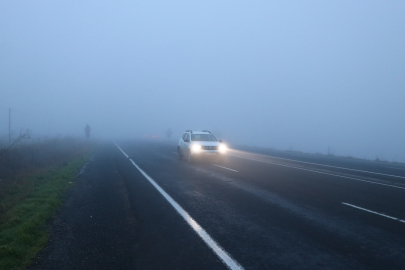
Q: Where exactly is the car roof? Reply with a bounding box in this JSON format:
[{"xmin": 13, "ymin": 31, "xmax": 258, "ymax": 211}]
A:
[{"xmin": 185, "ymin": 131, "xmax": 210, "ymax": 135}]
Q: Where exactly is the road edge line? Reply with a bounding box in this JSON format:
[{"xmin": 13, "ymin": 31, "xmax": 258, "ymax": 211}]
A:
[
  {"xmin": 228, "ymin": 154, "xmax": 405, "ymax": 190},
  {"xmin": 114, "ymin": 142, "xmax": 244, "ymax": 270},
  {"xmin": 235, "ymin": 151, "xmax": 405, "ymax": 179}
]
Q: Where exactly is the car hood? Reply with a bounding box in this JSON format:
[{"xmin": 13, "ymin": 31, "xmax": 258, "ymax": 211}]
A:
[{"xmin": 190, "ymin": 141, "xmax": 221, "ymax": 146}]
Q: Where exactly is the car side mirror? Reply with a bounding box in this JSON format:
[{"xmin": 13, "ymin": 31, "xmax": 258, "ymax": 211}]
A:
[{"xmin": 219, "ymin": 140, "xmax": 222, "ymax": 143}]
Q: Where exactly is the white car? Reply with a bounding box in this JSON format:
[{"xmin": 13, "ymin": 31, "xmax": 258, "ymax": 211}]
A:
[{"xmin": 177, "ymin": 130, "xmax": 227, "ymax": 162}]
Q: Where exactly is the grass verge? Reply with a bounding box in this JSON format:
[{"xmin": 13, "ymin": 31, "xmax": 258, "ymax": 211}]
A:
[{"xmin": 0, "ymin": 153, "xmax": 91, "ymax": 270}]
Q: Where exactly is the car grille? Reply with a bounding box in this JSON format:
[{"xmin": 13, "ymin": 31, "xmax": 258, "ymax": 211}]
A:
[{"xmin": 201, "ymin": 146, "xmax": 218, "ymax": 150}]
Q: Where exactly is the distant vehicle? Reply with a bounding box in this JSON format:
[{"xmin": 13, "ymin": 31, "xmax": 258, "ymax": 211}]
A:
[
  {"xmin": 177, "ymin": 130, "xmax": 227, "ymax": 162},
  {"xmin": 142, "ymin": 135, "xmax": 159, "ymax": 138}
]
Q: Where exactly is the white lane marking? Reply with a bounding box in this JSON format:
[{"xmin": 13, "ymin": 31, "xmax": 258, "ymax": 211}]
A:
[
  {"xmin": 212, "ymin": 164, "xmax": 238, "ymax": 172},
  {"xmin": 235, "ymin": 152, "xmax": 405, "ymax": 179},
  {"xmin": 115, "ymin": 142, "xmax": 244, "ymax": 270},
  {"xmin": 342, "ymin": 202, "xmax": 405, "ymax": 223},
  {"xmin": 228, "ymin": 154, "xmax": 405, "ymax": 190},
  {"xmin": 172, "ymin": 152, "xmax": 178, "ymax": 154},
  {"xmin": 118, "ymin": 146, "xmax": 129, "ymax": 158}
]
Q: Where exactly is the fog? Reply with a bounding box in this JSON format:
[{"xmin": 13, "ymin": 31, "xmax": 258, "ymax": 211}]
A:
[{"xmin": 1, "ymin": 1, "xmax": 404, "ymax": 161}]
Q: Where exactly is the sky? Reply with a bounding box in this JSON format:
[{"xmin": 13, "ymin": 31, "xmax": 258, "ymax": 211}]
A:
[{"xmin": 1, "ymin": 1, "xmax": 404, "ymax": 161}]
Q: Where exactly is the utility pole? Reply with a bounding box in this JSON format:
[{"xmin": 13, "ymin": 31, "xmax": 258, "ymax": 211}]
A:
[{"xmin": 8, "ymin": 108, "xmax": 11, "ymax": 145}]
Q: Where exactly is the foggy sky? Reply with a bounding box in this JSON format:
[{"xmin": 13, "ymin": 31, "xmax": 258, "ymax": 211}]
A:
[{"xmin": 1, "ymin": 1, "xmax": 404, "ymax": 161}]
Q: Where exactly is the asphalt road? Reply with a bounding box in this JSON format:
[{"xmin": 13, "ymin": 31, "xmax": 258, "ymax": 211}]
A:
[{"xmin": 30, "ymin": 140, "xmax": 405, "ymax": 270}]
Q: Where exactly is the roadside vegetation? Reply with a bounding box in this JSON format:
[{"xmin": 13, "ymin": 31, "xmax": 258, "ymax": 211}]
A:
[{"xmin": 0, "ymin": 137, "xmax": 93, "ymax": 270}]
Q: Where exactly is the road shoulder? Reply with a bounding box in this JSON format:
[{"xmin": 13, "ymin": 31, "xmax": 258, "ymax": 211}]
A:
[{"xmin": 28, "ymin": 144, "xmax": 137, "ymax": 270}]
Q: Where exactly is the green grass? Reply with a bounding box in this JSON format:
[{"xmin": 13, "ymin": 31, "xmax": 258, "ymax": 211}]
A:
[{"xmin": 0, "ymin": 153, "xmax": 91, "ymax": 270}]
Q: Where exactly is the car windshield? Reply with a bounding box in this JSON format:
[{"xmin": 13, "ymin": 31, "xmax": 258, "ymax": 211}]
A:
[{"xmin": 191, "ymin": 134, "xmax": 217, "ymax": 141}]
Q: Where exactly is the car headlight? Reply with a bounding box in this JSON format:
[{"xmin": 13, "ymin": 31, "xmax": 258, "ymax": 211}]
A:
[
  {"xmin": 191, "ymin": 144, "xmax": 201, "ymax": 152},
  {"xmin": 219, "ymin": 144, "xmax": 227, "ymax": 153}
]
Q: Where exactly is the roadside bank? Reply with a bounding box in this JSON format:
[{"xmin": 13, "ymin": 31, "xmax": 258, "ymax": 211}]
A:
[{"xmin": 0, "ymin": 152, "xmax": 92, "ymax": 270}]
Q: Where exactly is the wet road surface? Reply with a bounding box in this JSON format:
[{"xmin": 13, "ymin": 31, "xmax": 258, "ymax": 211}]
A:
[{"xmin": 30, "ymin": 140, "xmax": 405, "ymax": 269}]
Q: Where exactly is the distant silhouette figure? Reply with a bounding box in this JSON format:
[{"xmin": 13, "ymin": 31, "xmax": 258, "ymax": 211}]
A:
[
  {"xmin": 166, "ymin": 128, "xmax": 173, "ymax": 139},
  {"xmin": 85, "ymin": 124, "xmax": 91, "ymax": 140}
]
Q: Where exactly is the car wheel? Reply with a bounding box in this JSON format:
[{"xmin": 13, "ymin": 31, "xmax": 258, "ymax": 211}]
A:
[
  {"xmin": 187, "ymin": 150, "xmax": 193, "ymax": 163},
  {"xmin": 177, "ymin": 147, "xmax": 183, "ymax": 160}
]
